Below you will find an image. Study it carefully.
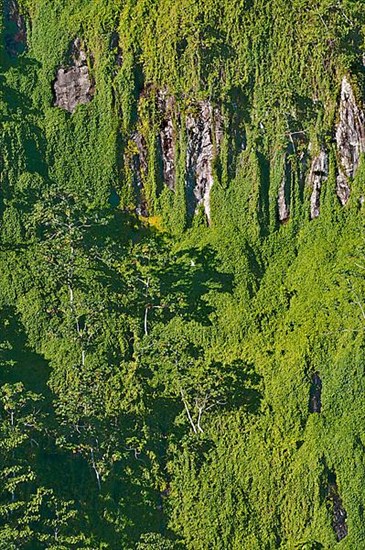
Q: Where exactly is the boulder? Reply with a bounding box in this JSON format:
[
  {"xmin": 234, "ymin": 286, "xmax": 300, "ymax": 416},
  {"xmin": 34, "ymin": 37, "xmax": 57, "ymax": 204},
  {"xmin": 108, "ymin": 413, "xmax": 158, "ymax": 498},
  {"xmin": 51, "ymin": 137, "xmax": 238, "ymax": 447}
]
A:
[{"xmin": 54, "ymin": 38, "xmax": 94, "ymax": 113}]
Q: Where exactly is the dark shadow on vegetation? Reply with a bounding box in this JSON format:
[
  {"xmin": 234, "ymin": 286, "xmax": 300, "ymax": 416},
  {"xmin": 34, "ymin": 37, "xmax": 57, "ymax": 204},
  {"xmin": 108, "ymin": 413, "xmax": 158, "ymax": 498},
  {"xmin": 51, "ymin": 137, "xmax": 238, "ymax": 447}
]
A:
[
  {"xmin": 83, "ymin": 216, "xmax": 235, "ymax": 330},
  {"xmin": 0, "ymin": 307, "xmax": 51, "ymax": 395},
  {"xmin": 85, "ymin": 208, "xmax": 137, "ymax": 251},
  {"xmin": 3, "ymin": 0, "xmax": 27, "ymax": 58},
  {"xmin": 0, "ymin": 58, "xmax": 41, "ymax": 115},
  {"xmin": 295, "ymin": 542, "xmax": 324, "ymax": 550},
  {"xmin": 309, "ymin": 372, "xmax": 322, "ymax": 414},
  {"xmin": 225, "ymin": 86, "xmax": 250, "ymax": 183},
  {"xmin": 161, "ymin": 243, "xmax": 234, "ymax": 325},
  {"xmin": 220, "ymin": 359, "xmax": 262, "ymax": 414},
  {"xmin": 0, "ymin": 308, "xmax": 99, "ymax": 516},
  {"xmin": 0, "ymin": 206, "xmax": 256, "ymax": 546},
  {"xmin": 0, "ymin": 310, "xmax": 160, "ymax": 547},
  {"xmin": 105, "ymin": 460, "xmax": 166, "ymax": 545},
  {"xmin": 0, "ymin": 57, "xmax": 48, "ymax": 185},
  {"xmin": 199, "ymin": 25, "xmax": 236, "ymax": 95},
  {"xmin": 147, "ymin": 357, "xmax": 262, "ymax": 456},
  {"xmin": 244, "ymin": 239, "xmax": 265, "ymax": 298},
  {"xmin": 257, "ymin": 151, "xmax": 270, "ymax": 237},
  {"xmin": 293, "ymin": 94, "xmax": 318, "ymax": 125}
]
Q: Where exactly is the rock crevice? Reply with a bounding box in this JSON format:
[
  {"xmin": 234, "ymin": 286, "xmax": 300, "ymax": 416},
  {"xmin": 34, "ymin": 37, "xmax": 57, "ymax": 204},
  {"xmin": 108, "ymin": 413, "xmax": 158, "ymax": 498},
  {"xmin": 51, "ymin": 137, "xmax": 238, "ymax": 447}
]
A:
[
  {"xmin": 309, "ymin": 372, "xmax": 322, "ymax": 413},
  {"xmin": 327, "ymin": 472, "xmax": 348, "ymax": 542},
  {"xmin": 157, "ymin": 90, "xmax": 176, "ymax": 191}
]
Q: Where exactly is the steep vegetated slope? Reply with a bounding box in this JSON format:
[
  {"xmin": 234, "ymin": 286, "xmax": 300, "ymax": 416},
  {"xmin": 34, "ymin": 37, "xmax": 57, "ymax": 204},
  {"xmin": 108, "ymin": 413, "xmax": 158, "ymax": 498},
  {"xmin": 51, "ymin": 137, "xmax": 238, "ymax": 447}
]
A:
[{"xmin": 1, "ymin": 0, "xmax": 365, "ymax": 548}]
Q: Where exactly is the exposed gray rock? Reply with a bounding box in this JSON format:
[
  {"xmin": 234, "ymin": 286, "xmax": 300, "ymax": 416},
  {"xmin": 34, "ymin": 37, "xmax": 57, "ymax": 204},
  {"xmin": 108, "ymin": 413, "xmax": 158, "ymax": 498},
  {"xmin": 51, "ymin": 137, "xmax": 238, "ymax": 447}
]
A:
[
  {"xmin": 328, "ymin": 475, "xmax": 348, "ymax": 542},
  {"xmin": 309, "ymin": 149, "xmax": 328, "ymax": 219},
  {"xmin": 186, "ymin": 101, "xmax": 221, "ymax": 223},
  {"xmin": 278, "ymin": 156, "xmax": 291, "ymax": 223},
  {"xmin": 4, "ymin": 0, "xmax": 27, "ymax": 57},
  {"xmin": 54, "ymin": 39, "xmax": 93, "ymax": 113},
  {"xmin": 335, "ymin": 76, "xmax": 365, "ymax": 205},
  {"xmin": 336, "ymin": 172, "xmax": 351, "ymax": 206},
  {"xmin": 157, "ymin": 90, "xmax": 176, "ymax": 191},
  {"xmin": 133, "ymin": 132, "xmax": 148, "ymax": 175},
  {"xmin": 278, "ymin": 184, "xmax": 289, "ymax": 222}
]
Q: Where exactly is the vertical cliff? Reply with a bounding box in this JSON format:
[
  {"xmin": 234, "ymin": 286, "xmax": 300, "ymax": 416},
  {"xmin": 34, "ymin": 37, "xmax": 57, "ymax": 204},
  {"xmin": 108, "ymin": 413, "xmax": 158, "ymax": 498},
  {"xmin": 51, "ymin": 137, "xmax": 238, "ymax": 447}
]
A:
[{"xmin": 1, "ymin": 1, "xmax": 365, "ymax": 549}]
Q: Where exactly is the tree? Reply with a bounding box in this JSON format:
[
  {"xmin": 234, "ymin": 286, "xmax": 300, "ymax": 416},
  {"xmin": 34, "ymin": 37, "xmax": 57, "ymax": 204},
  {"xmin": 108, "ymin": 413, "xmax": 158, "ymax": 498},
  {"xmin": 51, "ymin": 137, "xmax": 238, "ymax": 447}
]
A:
[
  {"xmin": 0, "ymin": 382, "xmax": 42, "ymax": 546},
  {"xmin": 27, "ymin": 189, "xmax": 113, "ymax": 366},
  {"xmin": 138, "ymin": 319, "xmax": 247, "ymax": 436},
  {"xmin": 0, "ymin": 382, "xmax": 94, "ymax": 547},
  {"xmin": 136, "ymin": 532, "xmax": 180, "ymax": 549}
]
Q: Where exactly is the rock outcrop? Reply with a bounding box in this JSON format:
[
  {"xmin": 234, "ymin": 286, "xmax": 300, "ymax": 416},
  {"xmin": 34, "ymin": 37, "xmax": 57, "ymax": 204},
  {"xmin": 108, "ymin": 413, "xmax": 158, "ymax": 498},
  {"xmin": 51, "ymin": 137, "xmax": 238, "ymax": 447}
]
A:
[
  {"xmin": 4, "ymin": 0, "xmax": 27, "ymax": 57},
  {"xmin": 327, "ymin": 473, "xmax": 348, "ymax": 541},
  {"xmin": 309, "ymin": 149, "xmax": 328, "ymax": 219},
  {"xmin": 335, "ymin": 76, "xmax": 365, "ymax": 205},
  {"xmin": 157, "ymin": 90, "xmax": 176, "ymax": 191},
  {"xmin": 186, "ymin": 101, "xmax": 222, "ymax": 223},
  {"xmin": 53, "ymin": 39, "xmax": 94, "ymax": 113},
  {"xmin": 278, "ymin": 155, "xmax": 291, "ymax": 222},
  {"xmin": 278, "ymin": 182, "xmax": 289, "ymax": 222}
]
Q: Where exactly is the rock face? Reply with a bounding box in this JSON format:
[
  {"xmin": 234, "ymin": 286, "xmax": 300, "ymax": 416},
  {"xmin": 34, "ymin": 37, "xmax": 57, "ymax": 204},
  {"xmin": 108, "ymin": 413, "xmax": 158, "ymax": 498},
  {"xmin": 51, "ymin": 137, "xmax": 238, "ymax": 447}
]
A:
[
  {"xmin": 309, "ymin": 149, "xmax": 328, "ymax": 219},
  {"xmin": 4, "ymin": 0, "xmax": 27, "ymax": 57},
  {"xmin": 278, "ymin": 155, "xmax": 291, "ymax": 222},
  {"xmin": 309, "ymin": 372, "xmax": 322, "ymax": 413},
  {"xmin": 157, "ymin": 90, "xmax": 176, "ymax": 190},
  {"xmin": 335, "ymin": 76, "xmax": 365, "ymax": 205},
  {"xmin": 186, "ymin": 101, "xmax": 222, "ymax": 223},
  {"xmin": 327, "ymin": 473, "xmax": 348, "ymax": 542},
  {"xmin": 53, "ymin": 39, "xmax": 93, "ymax": 113}
]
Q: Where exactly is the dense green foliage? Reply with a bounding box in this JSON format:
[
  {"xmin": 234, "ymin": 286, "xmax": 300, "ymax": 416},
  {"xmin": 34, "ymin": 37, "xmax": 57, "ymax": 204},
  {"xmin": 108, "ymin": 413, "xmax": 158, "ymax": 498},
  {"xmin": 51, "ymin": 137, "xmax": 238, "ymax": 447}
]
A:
[{"xmin": 1, "ymin": 0, "xmax": 365, "ymax": 548}]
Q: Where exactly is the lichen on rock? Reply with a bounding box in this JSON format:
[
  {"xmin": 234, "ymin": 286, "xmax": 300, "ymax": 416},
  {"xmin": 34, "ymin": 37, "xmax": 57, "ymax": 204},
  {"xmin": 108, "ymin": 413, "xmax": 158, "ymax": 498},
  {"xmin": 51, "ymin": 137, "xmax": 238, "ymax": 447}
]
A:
[
  {"xmin": 53, "ymin": 38, "xmax": 94, "ymax": 113},
  {"xmin": 185, "ymin": 101, "xmax": 222, "ymax": 224},
  {"xmin": 309, "ymin": 149, "xmax": 328, "ymax": 219},
  {"xmin": 335, "ymin": 76, "xmax": 365, "ymax": 205},
  {"xmin": 277, "ymin": 153, "xmax": 291, "ymax": 223}
]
